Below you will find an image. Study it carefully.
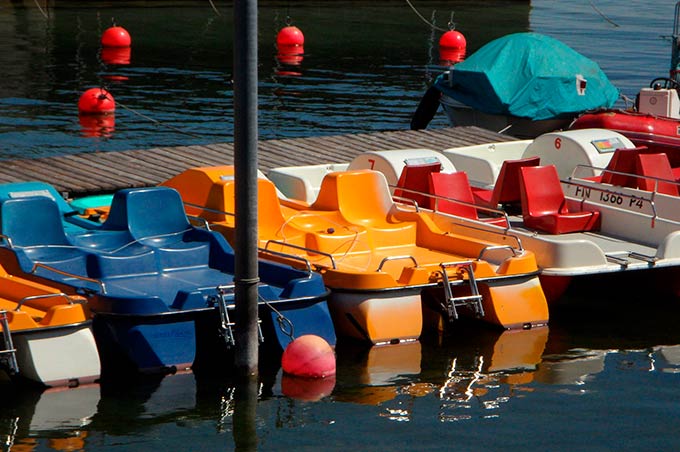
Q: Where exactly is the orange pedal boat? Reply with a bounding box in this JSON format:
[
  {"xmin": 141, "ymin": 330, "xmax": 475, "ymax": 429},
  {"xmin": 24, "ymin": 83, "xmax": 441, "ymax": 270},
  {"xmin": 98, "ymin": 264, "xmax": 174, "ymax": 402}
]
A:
[{"xmin": 163, "ymin": 166, "xmax": 549, "ymax": 345}]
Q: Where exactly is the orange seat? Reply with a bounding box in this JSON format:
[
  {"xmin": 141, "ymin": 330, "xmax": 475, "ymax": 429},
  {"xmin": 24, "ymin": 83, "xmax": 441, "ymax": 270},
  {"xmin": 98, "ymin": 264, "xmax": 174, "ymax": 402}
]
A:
[
  {"xmin": 471, "ymin": 156, "xmax": 540, "ymax": 209},
  {"xmin": 393, "ymin": 161, "xmax": 442, "ymax": 209},
  {"xmin": 635, "ymin": 153, "xmax": 679, "ymax": 195},
  {"xmin": 519, "ymin": 165, "xmax": 600, "ymax": 234},
  {"xmin": 429, "ymin": 172, "xmax": 507, "ymax": 227}
]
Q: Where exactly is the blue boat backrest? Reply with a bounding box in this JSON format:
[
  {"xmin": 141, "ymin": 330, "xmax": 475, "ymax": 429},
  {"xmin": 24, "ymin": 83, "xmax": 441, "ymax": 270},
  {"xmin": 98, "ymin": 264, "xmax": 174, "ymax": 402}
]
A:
[
  {"xmin": 0, "ymin": 196, "xmax": 72, "ymax": 247},
  {"xmin": 104, "ymin": 186, "xmax": 192, "ymax": 244}
]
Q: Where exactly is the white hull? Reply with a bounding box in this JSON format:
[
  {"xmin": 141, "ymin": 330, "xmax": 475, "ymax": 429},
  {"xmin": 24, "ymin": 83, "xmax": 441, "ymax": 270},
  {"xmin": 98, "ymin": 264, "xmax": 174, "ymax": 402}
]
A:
[{"xmin": 13, "ymin": 324, "xmax": 101, "ymax": 387}]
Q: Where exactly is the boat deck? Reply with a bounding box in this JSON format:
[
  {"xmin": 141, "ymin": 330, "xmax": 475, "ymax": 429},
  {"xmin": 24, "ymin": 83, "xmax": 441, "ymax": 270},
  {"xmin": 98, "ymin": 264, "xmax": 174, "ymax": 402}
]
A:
[{"xmin": 0, "ymin": 126, "xmax": 514, "ymax": 196}]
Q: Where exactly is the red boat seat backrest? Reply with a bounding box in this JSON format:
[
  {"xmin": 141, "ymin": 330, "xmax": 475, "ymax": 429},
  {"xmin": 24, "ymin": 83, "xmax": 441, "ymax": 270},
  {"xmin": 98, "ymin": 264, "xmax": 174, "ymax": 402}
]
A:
[
  {"xmin": 601, "ymin": 147, "xmax": 646, "ymax": 188},
  {"xmin": 428, "ymin": 172, "xmax": 478, "ymax": 219},
  {"xmin": 519, "ymin": 165, "xmax": 601, "ymax": 234},
  {"xmin": 635, "ymin": 153, "xmax": 679, "ymax": 196},
  {"xmin": 520, "ymin": 165, "xmax": 568, "ymax": 217},
  {"xmin": 393, "ymin": 161, "xmax": 442, "ymax": 209},
  {"xmin": 472, "ymin": 156, "xmax": 541, "ymax": 208}
]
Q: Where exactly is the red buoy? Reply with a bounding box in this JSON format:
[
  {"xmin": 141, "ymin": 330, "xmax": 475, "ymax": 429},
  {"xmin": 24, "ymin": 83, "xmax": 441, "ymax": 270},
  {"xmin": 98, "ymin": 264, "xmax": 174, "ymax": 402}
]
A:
[
  {"xmin": 439, "ymin": 30, "xmax": 466, "ymax": 65},
  {"xmin": 101, "ymin": 26, "xmax": 131, "ymax": 48},
  {"xmin": 281, "ymin": 335, "xmax": 336, "ymax": 378},
  {"xmin": 277, "ymin": 26, "xmax": 304, "ymax": 48},
  {"xmin": 439, "ymin": 30, "xmax": 466, "ymax": 51},
  {"xmin": 78, "ymin": 88, "xmax": 115, "ymax": 115}
]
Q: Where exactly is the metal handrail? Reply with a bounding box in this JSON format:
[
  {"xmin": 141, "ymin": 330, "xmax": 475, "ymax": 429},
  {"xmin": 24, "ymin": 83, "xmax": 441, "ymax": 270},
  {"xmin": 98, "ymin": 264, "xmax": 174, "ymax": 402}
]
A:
[
  {"xmin": 31, "ymin": 263, "xmax": 106, "ymax": 293},
  {"xmin": 258, "ymin": 247, "xmax": 314, "ymax": 274},
  {"xmin": 188, "ymin": 215, "xmax": 212, "ymax": 230},
  {"xmin": 183, "ymin": 201, "xmax": 235, "ymax": 218},
  {"xmin": 388, "ymin": 184, "xmax": 511, "ymax": 229},
  {"xmin": 15, "ymin": 293, "xmax": 73, "ymax": 311},
  {"xmin": 0, "ymin": 234, "xmax": 13, "ymax": 248},
  {"xmin": 477, "ymin": 245, "xmax": 519, "ymax": 261},
  {"xmin": 563, "ymin": 167, "xmax": 680, "ymax": 227},
  {"xmin": 264, "ymin": 240, "xmax": 337, "ymax": 269},
  {"xmin": 376, "ymin": 255, "xmax": 418, "ymax": 272}
]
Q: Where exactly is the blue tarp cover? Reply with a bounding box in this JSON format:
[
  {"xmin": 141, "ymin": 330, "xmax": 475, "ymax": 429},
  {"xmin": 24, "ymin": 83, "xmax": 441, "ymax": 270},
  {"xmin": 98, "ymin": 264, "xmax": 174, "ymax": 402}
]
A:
[{"xmin": 434, "ymin": 33, "xmax": 619, "ymax": 120}]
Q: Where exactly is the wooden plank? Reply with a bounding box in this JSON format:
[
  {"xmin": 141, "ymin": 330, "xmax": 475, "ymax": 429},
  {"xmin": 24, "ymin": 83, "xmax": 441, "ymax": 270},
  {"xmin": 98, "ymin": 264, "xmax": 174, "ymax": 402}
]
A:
[{"xmin": 0, "ymin": 126, "xmax": 515, "ymax": 195}]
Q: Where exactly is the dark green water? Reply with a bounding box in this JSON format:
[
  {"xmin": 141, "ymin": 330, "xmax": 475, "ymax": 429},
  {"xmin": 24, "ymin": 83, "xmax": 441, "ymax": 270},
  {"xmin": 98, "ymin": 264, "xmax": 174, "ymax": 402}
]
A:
[{"xmin": 1, "ymin": 1, "xmax": 680, "ymax": 450}]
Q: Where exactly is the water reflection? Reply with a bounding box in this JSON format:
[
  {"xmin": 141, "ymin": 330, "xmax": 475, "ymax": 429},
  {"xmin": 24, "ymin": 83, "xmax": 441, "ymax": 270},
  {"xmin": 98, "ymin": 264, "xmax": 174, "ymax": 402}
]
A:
[{"xmin": 1, "ymin": 384, "xmax": 99, "ymax": 451}]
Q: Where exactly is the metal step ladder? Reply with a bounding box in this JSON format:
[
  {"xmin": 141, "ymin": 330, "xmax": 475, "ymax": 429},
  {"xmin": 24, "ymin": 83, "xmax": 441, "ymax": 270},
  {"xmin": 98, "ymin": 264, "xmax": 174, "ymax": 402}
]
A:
[
  {"xmin": 0, "ymin": 311, "xmax": 18, "ymax": 375},
  {"xmin": 440, "ymin": 262, "xmax": 485, "ymax": 321},
  {"xmin": 211, "ymin": 285, "xmax": 263, "ymax": 347}
]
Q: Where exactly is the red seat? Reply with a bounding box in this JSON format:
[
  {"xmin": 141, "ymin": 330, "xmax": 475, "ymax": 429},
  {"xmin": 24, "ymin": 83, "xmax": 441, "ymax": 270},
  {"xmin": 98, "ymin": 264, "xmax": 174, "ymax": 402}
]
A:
[
  {"xmin": 635, "ymin": 153, "xmax": 679, "ymax": 196},
  {"xmin": 429, "ymin": 172, "xmax": 507, "ymax": 227},
  {"xmin": 519, "ymin": 165, "xmax": 601, "ymax": 234},
  {"xmin": 393, "ymin": 161, "xmax": 442, "ymax": 208},
  {"xmin": 471, "ymin": 156, "xmax": 541, "ymax": 209},
  {"xmin": 600, "ymin": 147, "xmax": 646, "ymax": 187}
]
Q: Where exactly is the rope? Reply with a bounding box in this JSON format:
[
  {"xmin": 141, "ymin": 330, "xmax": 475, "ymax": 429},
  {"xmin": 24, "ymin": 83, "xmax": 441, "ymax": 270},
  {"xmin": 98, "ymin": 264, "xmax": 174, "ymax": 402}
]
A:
[
  {"xmin": 404, "ymin": 0, "xmax": 448, "ymax": 33},
  {"xmin": 32, "ymin": 0, "xmax": 48, "ymax": 19},
  {"xmin": 113, "ymin": 99, "xmax": 206, "ymax": 139},
  {"xmin": 206, "ymin": 0, "xmax": 221, "ymax": 16},
  {"xmin": 588, "ymin": 1, "xmax": 619, "ymax": 27},
  {"xmin": 261, "ymin": 296, "xmax": 295, "ymax": 340}
]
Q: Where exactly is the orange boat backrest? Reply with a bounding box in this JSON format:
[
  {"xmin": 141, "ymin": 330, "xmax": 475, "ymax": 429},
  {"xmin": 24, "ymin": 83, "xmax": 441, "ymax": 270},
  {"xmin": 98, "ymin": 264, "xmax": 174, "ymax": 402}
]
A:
[{"xmin": 313, "ymin": 170, "xmax": 394, "ymax": 223}]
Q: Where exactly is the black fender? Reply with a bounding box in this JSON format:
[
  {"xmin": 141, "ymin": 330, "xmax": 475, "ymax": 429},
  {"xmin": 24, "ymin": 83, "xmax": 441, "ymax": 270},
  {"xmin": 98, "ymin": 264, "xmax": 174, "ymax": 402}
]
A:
[{"xmin": 410, "ymin": 86, "xmax": 442, "ymax": 130}]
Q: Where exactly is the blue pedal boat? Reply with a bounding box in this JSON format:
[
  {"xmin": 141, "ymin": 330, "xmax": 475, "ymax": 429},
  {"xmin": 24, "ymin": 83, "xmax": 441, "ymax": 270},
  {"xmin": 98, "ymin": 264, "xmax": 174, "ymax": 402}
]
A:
[{"xmin": 0, "ymin": 185, "xmax": 335, "ymax": 375}]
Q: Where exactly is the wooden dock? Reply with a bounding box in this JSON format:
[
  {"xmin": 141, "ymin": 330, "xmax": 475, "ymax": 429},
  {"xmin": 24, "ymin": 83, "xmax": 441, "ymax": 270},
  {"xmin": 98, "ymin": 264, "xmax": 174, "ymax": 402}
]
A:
[{"xmin": 1, "ymin": 126, "xmax": 515, "ymax": 196}]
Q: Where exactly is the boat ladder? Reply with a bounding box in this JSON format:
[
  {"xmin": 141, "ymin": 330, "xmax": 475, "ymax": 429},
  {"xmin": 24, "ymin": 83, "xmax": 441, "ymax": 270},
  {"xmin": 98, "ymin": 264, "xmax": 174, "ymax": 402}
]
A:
[
  {"xmin": 0, "ymin": 311, "xmax": 18, "ymax": 375},
  {"xmin": 212, "ymin": 285, "xmax": 263, "ymax": 348},
  {"xmin": 440, "ymin": 262, "xmax": 485, "ymax": 321}
]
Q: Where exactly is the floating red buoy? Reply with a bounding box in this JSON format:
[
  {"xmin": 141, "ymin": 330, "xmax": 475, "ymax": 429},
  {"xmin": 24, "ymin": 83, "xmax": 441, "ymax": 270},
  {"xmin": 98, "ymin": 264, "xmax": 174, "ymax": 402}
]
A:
[
  {"xmin": 281, "ymin": 334, "xmax": 336, "ymax": 378},
  {"xmin": 78, "ymin": 88, "xmax": 115, "ymax": 115},
  {"xmin": 276, "ymin": 26, "xmax": 304, "ymax": 47},
  {"xmin": 101, "ymin": 26, "xmax": 132, "ymax": 48},
  {"xmin": 439, "ymin": 30, "xmax": 466, "ymax": 50},
  {"xmin": 439, "ymin": 30, "xmax": 466, "ymax": 65}
]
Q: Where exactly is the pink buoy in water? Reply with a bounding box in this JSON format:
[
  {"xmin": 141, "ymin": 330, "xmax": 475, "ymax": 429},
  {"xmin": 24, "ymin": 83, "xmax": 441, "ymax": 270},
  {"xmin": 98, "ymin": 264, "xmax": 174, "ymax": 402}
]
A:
[
  {"xmin": 78, "ymin": 88, "xmax": 115, "ymax": 115},
  {"xmin": 101, "ymin": 26, "xmax": 132, "ymax": 47},
  {"xmin": 281, "ymin": 334, "xmax": 336, "ymax": 378}
]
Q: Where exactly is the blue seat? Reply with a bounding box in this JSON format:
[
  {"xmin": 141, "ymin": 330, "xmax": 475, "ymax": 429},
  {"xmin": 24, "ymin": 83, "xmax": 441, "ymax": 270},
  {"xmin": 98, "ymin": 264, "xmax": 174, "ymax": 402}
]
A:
[
  {"xmin": 0, "ymin": 181, "xmax": 100, "ymax": 232},
  {"xmin": 0, "ymin": 196, "xmax": 91, "ymax": 279},
  {"xmin": 104, "ymin": 187, "xmax": 211, "ymax": 269}
]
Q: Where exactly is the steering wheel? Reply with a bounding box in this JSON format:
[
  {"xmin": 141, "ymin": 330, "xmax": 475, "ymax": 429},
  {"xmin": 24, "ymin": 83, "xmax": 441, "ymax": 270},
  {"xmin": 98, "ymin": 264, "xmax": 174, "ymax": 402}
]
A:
[{"xmin": 649, "ymin": 77, "xmax": 680, "ymax": 89}]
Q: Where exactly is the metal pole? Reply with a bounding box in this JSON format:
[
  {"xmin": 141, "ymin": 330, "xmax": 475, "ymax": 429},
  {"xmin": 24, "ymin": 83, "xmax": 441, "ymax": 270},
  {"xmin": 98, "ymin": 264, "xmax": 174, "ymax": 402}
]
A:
[{"xmin": 233, "ymin": 0, "xmax": 259, "ymax": 376}]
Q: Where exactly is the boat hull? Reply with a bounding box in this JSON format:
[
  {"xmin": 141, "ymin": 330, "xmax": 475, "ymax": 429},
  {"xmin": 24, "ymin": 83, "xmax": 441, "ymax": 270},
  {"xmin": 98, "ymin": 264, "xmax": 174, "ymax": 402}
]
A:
[
  {"xmin": 441, "ymin": 95, "xmax": 574, "ymax": 138},
  {"xmin": 423, "ymin": 275, "xmax": 549, "ymax": 331},
  {"xmin": 93, "ymin": 294, "xmax": 336, "ymax": 375},
  {"xmin": 327, "ymin": 288, "xmax": 423, "ymax": 345},
  {"xmin": 12, "ymin": 323, "xmax": 100, "ymax": 387}
]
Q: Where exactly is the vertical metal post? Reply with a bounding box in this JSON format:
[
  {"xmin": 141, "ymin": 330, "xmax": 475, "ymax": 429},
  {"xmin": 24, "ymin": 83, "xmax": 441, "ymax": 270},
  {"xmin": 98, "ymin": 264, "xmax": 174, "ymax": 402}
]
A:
[{"xmin": 233, "ymin": 0, "xmax": 259, "ymax": 376}]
